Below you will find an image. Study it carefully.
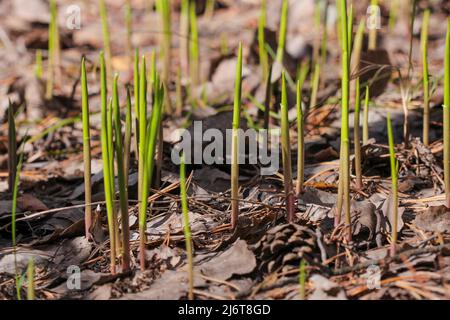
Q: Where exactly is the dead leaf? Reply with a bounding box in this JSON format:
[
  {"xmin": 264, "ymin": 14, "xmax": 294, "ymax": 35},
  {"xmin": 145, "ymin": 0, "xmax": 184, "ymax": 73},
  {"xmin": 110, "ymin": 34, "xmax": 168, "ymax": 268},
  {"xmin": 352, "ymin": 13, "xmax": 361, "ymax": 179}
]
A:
[
  {"xmin": 414, "ymin": 205, "xmax": 450, "ymax": 233},
  {"xmin": 17, "ymin": 193, "xmax": 48, "ymax": 212},
  {"xmin": 197, "ymin": 240, "xmax": 256, "ymax": 280}
]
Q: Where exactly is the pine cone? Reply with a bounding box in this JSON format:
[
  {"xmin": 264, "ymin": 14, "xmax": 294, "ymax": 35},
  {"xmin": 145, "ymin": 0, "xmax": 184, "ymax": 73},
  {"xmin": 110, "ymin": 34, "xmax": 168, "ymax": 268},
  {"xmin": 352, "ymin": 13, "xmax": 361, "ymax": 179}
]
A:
[{"xmin": 252, "ymin": 223, "xmax": 317, "ymax": 273}]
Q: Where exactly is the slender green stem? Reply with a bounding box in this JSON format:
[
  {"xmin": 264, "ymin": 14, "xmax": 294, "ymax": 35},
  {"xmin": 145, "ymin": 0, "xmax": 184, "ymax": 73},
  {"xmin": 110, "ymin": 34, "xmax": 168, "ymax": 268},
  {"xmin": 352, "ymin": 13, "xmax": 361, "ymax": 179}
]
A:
[
  {"xmin": 35, "ymin": 50, "xmax": 43, "ymax": 80},
  {"xmin": 99, "ymin": 0, "xmax": 112, "ymax": 76},
  {"xmin": 309, "ymin": 63, "xmax": 320, "ymax": 109},
  {"xmin": 421, "ymin": 9, "xmax": 430, "ymax": 146},
  {"xmin": 189, "ymin": 2, "xmax": 199, "ymax": 87},
  {"xmin": 363, "ymin": 86, "xmax": 370, "ymax": 144},
  {"xmin": 347, "ymin": 4, "xmax": 353, "ymax": 55},
  {"xmin": 263, "ymin": 64, "xmax": 273, "ymax": 129},
  {"xmin": 12, "ymin": 150, "xmax": 24, "ymax": 300},
  {"xmin": 220, "ymin": 32, "xmax": 229, "ymax": 56},
  {"xmin": 231, "ymin": 43, "xmax": 243, "ymax": 230},
  {"xmin": 402, "ymin": 0, "xmax": 418, "ymax": 147},
  {"xmin": 350, "ymin": 20, "xmax": 365, "ymax": 104},
  {"xmin": 389, "ymin": 0, "xmax": 399, "ymax": 30},
  {"xmin": 337, "ymin": 0, "xmax": 351, "ymax": 241},
  {"xmin": 276, "ymin": 0, "xmax": 288, "ymax": 64},
  {"xmin": 258, "ymin": 0, "xmax": 268, "ymax": 82},
  {"xmin": 354, "ymin": 77, "xmax": 363, "ymax": 190},
  {"xmin": 387, "ymin": 113, "xmax": 398, "ymax": 255},
  {"xmin": 444, "ymin": 19, "xmax": 450, "ymax": 208},
  {"xmin": 351, "ymin": 19, "xmax": 365, "ymax": 76},
  {"xmin": 133, "ymin": 48, "xmax": 140, "ymax": 159},
  {"xmin": 8, "ymin": 101, "xmax": 17, "ymax": 193},
  {"xmin": 205, "ymin": 0, "xmax": 215, "ymax": 18},
  {"xmin": 176, "ymin": 66, "xmax": 183, "ymax": 116},
  {"xmin": 112, "ymin": 75, "xmax": 131, "ymax": 272},
  {"xmin": 296, "ymin": 62, "xmax": 309, "ymax": 195},
  {"xmin": 139, "ymin": 75, "xmax": 164, "ymax": 270},
  {"xmin": 100, "ymin": 52, "xmax": 116, "ymax": 274},
  {"xmin": 281, "ymin": 71, "xmax": 294, "ymax": 222},
  {"xmin": 46, "ymin": 0, "xmax": 58, "ymax": 100},
  {"xmin": 180, "ymin": 153, "xmax": 194, "ymax": 300},
  {"xmin": 180, "ymin": 0, "xmax": 190, "ymax": 76},
  {"xmin": 156, "ymin": 0, "xmax": 171, "ymax": 85},
  {"xmin": 138, "ymin": 55, "xmax": 147, "ymax": 209},
  {"xmin": 81, "ymin": 57, "xmax": 92, "ymax": 240},
  {"xmin": 27, "ymin": 258, "xmax": 35, "ymax": 300},
  {"xmin": 312, "ymin": 1, "xmax": 321, "ymax": 64},
  {"xmin": 124, "ymin": 86, "xmax": 132, "ymax": 189},
  {"xmin": 310, "ymin": 2, "xmax": 328, "ymax": 109}
]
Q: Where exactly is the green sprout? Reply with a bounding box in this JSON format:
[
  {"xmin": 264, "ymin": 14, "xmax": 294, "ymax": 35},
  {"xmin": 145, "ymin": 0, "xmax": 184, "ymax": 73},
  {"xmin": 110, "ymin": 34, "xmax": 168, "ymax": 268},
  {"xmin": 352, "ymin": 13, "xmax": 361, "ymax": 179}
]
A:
[
  {"xmin": 281, "ymin": 71, "xmax": 294, "ymax": 222},
  {"xmin": 351, "ymin": 20, "xmax": 365, "ymax": 74},
  {"xmin": 335, "ymin": 0, "xmax": 351, "ymax": 241},
  {"xmin": 189, "ymin": 1, "xmax": 199, "ymax": 88},
  {"xmin": 179, "ymin": 0, "xmax": 190, "ymax": 77},
  {"xmin": 124, "ymin": 86, "xmax": 132, "ymax": 189},
  {"xmin": 231, "ymin": 43, "xmax": 243, "ymax": 230},
  {"xmin": 100, "ymin": 52, "xmax": 117, "ymax": 274},
  {"xmin": 363, "ymin": 86, "xmax": 370, "ymax": 144},
  {"xmin": 180, "ymin": 153, "xmax": 194, "ymax": 300},
  {"xmin": 138, "ymin": 55, "xmax": 147, "ymax": 207},
  {"xmin": 258, "ymin": 0, "xmax": 269, "ymax": 82},
  {"xmin": 35, "ymin": 50, "xmax": 43, "ymax": 80},
  {"xmin": 8, "ymin": 101, "xmax": 17, "ymax": 193},
  {"xmin": 310, "ymin": 1, "xmax": 328, "ymax": 109},
  {"xmin": 387, "ymin": 113, "xmax": 398, "ymax": 255},
  {"xmin": 133, "ymin": 48, "xmax": 140, "ymax": 157},
  {"xmin": 276, "ymin": 0, "xmax": 288, "ymax": 64},
  {"xmin": 296, "ymin": 61, "xmax": 309, "ymax": 195},
  {"xmin": 389, "ymin": 0, "xmax": 399, "ymax": 30},
  {"xmin": 46, "ymin": 0, "xmax": 60, "ymax": 100},
  {"xmin": 176, "ymin": 66, "xmax": 183, "ymax": 116},
  {"xmin": 12, "ymin": 150, "xmax": 24, "ymax": 300},
  {"xmin": 138, "ymin": 71, "xmax": 164, "ymax": 270},
  {"xmin": 156, "ymin": 0, "xmax": 172, "ymax": 85},
  {"xmin": 444, "ymin": 19, "xmax": 450, "ymax": 208},
  {"xmin": 81, "ymin": 57, "xmax": 92, "ymax": 240},
  {"xmin": 421, "ymin": 9, "xmax": 430, "ymax": 146},
  {"xmin": 263, "ymin": 64, "xmax": 273, "ymax": 129},
  {"xmin": 112, "ymin": 75, "xmax": 131, "ymax": 272},
  {"xmin": 205, "ymin": 0, "xmax": 215, "ymax": 18},
  {"xmin": 99, "ymin": 0, "xmax": 112, "ymax": 76},
  {"xmin": 220, "ymin": 32, "xmax": 229, "ymax": 56},
  {"xmin": 354, "ymin": 77, "xmax": 363, "ymax": 190}
]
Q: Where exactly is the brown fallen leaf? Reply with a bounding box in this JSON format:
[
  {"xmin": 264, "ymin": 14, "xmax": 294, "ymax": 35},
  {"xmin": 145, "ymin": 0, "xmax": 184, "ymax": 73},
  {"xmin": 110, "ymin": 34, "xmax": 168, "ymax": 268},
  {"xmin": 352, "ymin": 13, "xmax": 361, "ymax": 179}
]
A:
[
  {"xmin": 413, "ymin": 205, "xmax": 450, "ymax": 233},
  {"xmin": 17, "ymin": 193, "xmax": 48, "ymax": 212}
]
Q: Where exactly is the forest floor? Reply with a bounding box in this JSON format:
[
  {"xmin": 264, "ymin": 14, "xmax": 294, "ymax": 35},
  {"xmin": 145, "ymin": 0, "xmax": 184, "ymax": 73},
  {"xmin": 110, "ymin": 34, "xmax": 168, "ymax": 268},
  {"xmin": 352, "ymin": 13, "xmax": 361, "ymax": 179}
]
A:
[{"xmin": 0, "ymin": 0, "xmax": 449, "ymax": 300}]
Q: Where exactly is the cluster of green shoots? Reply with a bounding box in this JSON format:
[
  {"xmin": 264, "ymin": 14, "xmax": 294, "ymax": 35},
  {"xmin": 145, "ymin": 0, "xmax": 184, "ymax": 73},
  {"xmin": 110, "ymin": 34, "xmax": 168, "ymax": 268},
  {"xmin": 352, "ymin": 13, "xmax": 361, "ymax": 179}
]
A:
[{"xmin": 80, "ymin": 51, "xmax": 164, "ymax": 273}]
